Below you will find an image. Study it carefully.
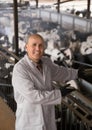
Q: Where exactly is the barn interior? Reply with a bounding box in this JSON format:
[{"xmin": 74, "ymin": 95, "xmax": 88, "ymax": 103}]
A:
[{"xmin": 0, "ymin": 0, "xmax": 92, "ymax": 130}]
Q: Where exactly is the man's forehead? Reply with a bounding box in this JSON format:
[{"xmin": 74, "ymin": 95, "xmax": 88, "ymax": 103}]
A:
[
  {"xmin": 28, "ymin": 35, "xmax": 44, "ymax": 42},
  {"xmin": 29, "ymin": 36, "xmax": 42, "ymax": 42},
  {"xmin": 30, "ymin": 34, "xmax": 43, "ymax": 39}
]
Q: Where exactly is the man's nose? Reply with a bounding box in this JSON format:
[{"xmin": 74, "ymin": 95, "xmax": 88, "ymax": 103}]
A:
[{"xmin": 36, "ymin": 45, "xmax": 40, "ymax": 50}]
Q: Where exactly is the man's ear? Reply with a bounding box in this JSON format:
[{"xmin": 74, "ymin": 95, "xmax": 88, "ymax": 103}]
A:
[{"xmin": 24, "ymin": 44, "xmax": 27, "ymax": 52}]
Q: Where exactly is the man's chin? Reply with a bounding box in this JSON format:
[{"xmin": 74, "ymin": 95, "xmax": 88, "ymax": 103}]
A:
[{"xmin": 33, "ymin": 57, "xmax": 41, "ymax": 62}]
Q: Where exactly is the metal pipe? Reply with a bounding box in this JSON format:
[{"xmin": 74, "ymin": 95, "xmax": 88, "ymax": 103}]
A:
[
  {"xmin": 78, "ymin": 79, "xmax": 92, "ymax": 96},
  {"xmin": 0, "ymin": 83, "xmax": 12, "ymax": 87},
  {"xmin": 13, "ymin": 0, "xmax": 19, "ymax": 63},
  {"xmin": 87, "ymin": 0, "xmax": 91, "ymax": 19},
  {"xmin": 72, "ymin": 60, "xmax": 92, "ymax": 67},
  {"xmin": 70, "ymin": 90, "xmax": 92, "ymax": 110}
]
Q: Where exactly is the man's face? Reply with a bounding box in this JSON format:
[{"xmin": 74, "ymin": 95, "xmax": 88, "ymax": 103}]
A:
[{"xmin": 26, "ymin": 36, "xmax": 44, "ymax": 62}]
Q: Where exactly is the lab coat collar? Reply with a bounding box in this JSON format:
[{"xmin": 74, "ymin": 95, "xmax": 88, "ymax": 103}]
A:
[{"xmin": 24, "ymin": 54, "xmax": 46, "ymax": 83}]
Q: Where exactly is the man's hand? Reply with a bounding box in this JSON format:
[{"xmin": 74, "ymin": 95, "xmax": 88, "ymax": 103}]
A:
[{"xmin": 60, "ymin": 84, "xmax": 75, "ymax": 97}]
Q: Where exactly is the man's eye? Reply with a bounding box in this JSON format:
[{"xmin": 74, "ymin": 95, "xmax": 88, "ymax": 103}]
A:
[
  {"xmin": 32, "ymin": 43, "xmax": 36, "ymax": 46},
  {"xmin": 39, "ymin": 45, "xmax": 43, "ymax": 48}
]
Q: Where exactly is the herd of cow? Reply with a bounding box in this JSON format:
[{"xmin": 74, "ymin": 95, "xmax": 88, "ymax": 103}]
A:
[{"xmin": 0, "ymin": 10, "xmax": 92, "ymax": 113}]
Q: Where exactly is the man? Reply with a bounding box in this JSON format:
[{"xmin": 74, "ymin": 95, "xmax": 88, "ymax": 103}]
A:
[{"xmin": 12, "ymin": 34, "xmax": 82, "ymax": 130}]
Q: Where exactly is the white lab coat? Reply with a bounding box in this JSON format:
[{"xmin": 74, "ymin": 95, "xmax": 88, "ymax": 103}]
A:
[{"xmin": 12, "ymin": 54, "xmax": 78, "ymax": 130}]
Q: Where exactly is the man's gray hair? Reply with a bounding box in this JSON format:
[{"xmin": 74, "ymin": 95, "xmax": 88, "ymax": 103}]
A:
[
  {"xmin": 25, "ymin": 34, "xmax": 32, "ymax": 44},
  {"xmin": 25, "ymin": 33, "xmax": 44, "ymax": 44}
]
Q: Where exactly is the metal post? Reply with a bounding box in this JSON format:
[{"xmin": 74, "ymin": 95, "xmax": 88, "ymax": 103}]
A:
[
  {"xmin": 87, "ymin": 0, "xmax": 91, "ymax": 19},
  {"xmin": 57, "ymin": 0, "xmax": 60, "ymax": 13},
  {"xmin": 35, "ymin": 0, "xmax": 38, "ymax": 8},
  {"xmin": 13, "ymin": 0, "xmax": 19, "ymax": 62}
]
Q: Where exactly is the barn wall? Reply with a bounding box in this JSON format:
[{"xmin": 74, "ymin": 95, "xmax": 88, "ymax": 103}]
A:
[{"xmin": 31, "ymin": 9, "xmax": 92, "ymax": 32}]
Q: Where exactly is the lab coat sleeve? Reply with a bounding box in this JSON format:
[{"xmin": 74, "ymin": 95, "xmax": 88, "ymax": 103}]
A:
[
  {"xmin": 45, "ymin": 57, "xmax": 78, "ymax": 82},
  {"xmin": 12, "ymin": 63, "xmax": 62, "ymax": 105}
]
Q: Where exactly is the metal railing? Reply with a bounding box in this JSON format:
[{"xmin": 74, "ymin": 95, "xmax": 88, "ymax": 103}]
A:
[{"xmin": 27, "ymin": 9, "xmax": 92, "ymax": 32}]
